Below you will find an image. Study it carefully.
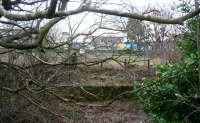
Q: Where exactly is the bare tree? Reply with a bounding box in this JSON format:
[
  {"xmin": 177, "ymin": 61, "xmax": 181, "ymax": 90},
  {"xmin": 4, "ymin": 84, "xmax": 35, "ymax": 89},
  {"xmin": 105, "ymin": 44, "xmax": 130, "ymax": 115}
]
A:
[{"xmin": 0, "ymin": 0, "xmax": 200, "ymax": 122}]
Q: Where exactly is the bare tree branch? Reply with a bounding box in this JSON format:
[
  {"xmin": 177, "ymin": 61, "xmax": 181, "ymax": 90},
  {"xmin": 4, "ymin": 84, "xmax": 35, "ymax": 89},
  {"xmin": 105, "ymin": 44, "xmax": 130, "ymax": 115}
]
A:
[{"xmin": 0, "ymin": 5, "xmax": 199, "ymax": 24}]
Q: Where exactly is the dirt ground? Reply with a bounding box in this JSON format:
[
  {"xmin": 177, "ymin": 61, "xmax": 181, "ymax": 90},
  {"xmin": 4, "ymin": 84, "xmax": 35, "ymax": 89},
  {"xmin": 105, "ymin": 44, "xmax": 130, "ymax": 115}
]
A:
[
  {"xmin": 53, "ymin": 63, "xmax": 153, "ymax": 123},
  {"xmin": 56, "ymin": 100, "xmax": 149, "ymax": 123},
  {"xmin": 1, "ymin": 58, "xmax": 154, "ymax": 123},
  {"xmin": 73, "ymin": 63, "xmax": 154, "ymax": 86}
]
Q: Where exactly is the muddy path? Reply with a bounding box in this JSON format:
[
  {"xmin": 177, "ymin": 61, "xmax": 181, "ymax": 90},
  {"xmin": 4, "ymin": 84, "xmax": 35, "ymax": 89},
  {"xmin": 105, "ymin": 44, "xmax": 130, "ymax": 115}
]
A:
[
  {"xmin": 56, "ymin": 100, "xmax": 149, "ymax": 123},
  {"xmin": 52, "ymin": 65, "xmax": 153, "ymax": 123},
  {"xmin": 68, "ymin": 64, "xmax": 154, "ymax": 86}
]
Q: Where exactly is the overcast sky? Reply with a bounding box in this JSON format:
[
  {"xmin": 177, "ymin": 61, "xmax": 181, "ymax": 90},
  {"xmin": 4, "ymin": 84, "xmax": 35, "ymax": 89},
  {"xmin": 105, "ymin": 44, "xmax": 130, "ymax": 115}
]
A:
[
  {"xmin": 129, "ymin": 0, "xmax": 178, "ymax": 7},
  {"xmin": 55, "ymin": 0, "xmax": 183, "ymax": 40},
  {"xmin": 68, "ymin": 0, "xmax": 180, "ymax": 11}
]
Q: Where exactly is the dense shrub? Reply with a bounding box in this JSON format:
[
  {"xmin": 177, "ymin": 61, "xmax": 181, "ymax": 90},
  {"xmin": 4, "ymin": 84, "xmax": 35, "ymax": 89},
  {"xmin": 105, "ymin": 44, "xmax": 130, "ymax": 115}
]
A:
[{"xmin": 133, "ymin": 14, "xmax": 200, "ymax": 122}]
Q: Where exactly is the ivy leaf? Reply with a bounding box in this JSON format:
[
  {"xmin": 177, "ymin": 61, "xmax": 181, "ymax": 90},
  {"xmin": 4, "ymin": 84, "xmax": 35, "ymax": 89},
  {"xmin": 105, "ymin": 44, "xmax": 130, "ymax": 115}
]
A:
[{"xmin": 185, "ymin": 57, "xmax": 195, "ymax": 65}]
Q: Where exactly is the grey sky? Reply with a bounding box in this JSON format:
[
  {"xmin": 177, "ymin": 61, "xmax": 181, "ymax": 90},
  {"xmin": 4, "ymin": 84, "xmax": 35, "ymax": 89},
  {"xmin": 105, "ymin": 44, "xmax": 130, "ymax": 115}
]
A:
[{"xmin": 55, "ymin": 0, "xmax": 181, "ymax": 40}]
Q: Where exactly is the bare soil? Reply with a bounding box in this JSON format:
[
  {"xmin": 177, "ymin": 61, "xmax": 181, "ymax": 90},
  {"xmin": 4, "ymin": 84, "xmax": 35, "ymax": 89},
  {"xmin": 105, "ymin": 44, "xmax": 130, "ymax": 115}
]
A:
[
  {"xmin": 57, "ymin": 100, "xmax": 149, "ymax": 123},
  {"xmin": 75, "ymin": 63, "xmax": 154, "ymax": 86},
  {"xmin": 54, "ymin": 64, "xmax": 153, "ymax": 123}
]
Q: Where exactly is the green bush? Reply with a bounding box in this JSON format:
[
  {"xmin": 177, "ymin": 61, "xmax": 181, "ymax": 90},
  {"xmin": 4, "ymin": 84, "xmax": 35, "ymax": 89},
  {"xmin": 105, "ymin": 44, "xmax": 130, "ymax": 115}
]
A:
[
  {"xmin": 133, "ymin": 58, "xmax": 200, "ymax": 122},
  {"xmin": 133, "ymin": 16, "xmax": 200, "ymax": 122}
]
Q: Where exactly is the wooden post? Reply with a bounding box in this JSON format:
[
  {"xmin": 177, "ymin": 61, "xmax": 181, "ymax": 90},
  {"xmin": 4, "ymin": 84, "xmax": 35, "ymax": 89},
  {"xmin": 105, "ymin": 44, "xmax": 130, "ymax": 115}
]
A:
[
  {"xmin": 147, "ymin": 59, "xmax": 151, "ymax": 76},
  {"xmin": 100, "ymin": 61, "xmax": 103, "ymax": 70},
  {"xmin": 147, "ymin": 59, "xmax": 150, "ymax": 69},
  {"xmin": 124, "ymin": 59, "xmax": 127, "ymax": 71}
]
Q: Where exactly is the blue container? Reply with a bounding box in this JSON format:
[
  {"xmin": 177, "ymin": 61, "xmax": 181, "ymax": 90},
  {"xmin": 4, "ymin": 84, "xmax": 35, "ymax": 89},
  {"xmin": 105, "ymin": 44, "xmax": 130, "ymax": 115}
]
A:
[{"xmin": 125, "ymin": 43, "xmax": 137, "ymax": 49}]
